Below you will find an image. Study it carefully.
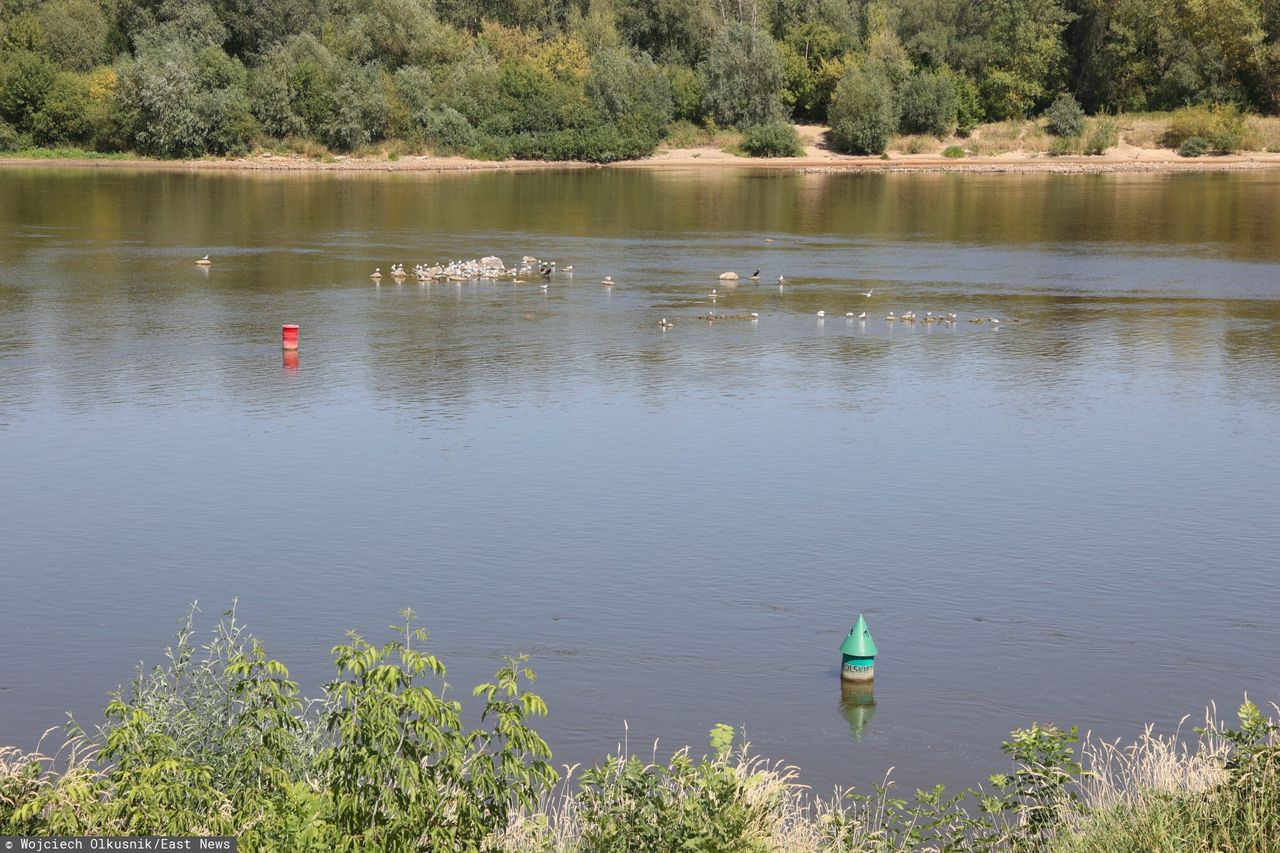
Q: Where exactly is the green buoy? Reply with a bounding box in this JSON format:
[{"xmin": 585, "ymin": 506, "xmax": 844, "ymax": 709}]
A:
[{"xmin": 840, "ymin": 613, "xmax": 877, "ymax": 683}]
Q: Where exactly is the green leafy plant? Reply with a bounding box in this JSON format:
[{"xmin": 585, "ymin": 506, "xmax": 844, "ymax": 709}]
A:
[
  {"xmin": 1084, "ymin": 116, "xmax": 1118, "ymax": 154},
  {"xmin": 981, "ymin": 722, "xmax": 1081, "ymax": 848},
  {"xmin": 739, "ymin": 121, "xmax": 802, "ymax": 156},
  {"xmin": 1044, "ymin": 93, "xmax": 1085, "ymax": 137},
  {"xmin": 1179, "ymin": 135, "xmax": 1209, "ymax": 157}
]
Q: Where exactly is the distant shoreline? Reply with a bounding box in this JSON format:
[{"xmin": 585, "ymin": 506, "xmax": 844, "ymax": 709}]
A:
[{"xmin": 5, "ymin": 149, "xmax": 1280, "ymax": 175}]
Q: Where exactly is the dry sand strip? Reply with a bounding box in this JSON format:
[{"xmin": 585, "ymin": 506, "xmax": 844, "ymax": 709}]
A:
[{"xmin": 5, "ymin": 148, "xmax": 1280, "ymax": 175}]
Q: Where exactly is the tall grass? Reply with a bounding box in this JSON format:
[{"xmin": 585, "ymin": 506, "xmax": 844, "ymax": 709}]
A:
[{"xmin": 1055, "ymin": 702, "xmax": 1280, "ymax": 852}]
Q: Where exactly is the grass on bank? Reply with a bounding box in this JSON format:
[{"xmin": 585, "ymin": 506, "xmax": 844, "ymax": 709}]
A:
[
  {"xmin": 2, "ymin": 605, "xmax": 1277, "ymax": 851},
  {"xmin": 0, "ymin": 147, "xmax": 138, "ymax": 160}
]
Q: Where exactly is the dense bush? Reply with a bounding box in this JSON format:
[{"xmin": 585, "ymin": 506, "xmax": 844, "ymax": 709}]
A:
[
  {"xmin": 898, "ymin": 68, "xmax": 957, "ymax": 136},
  {"xmin": 0, "ymin": 50, "xmax": 56, "ymax": 131},
  {"xmin": 1045, "ymin": 92, "xmax": 1085, "ymax": 136},
  {"xmin": 954, "ymin": 71, "xmax": 983, "ymax": 135},
  {"xmin": 666, "ymin": 64, "xmax": 702, "ymax": 122},
  {"xmin": 315, "ymin": 61, "xmax": 387, "ymax": 151},
  {"xmin": 114, "ymin": 42, "xmax": 256, "ymax": 157},
  {"xmin": 0, "ymin": 117, "xmax": 26, "ymax": 150},
  {"xmin": 739, "ymin": 120, "xmax": 803, "ymax": 156},
  {"xmin": 829, "ymin": 64, "xmax": 896, "ymax": 154},
  {"xmin": 420, "ymin": 106, "xmax": 476, "ymax": 154},
  {"xmin": 29, "ymin": 72, "xmax": 90, "ymax": 145},
  {"xmin": 1165, "ymin": 103, "xmax": 1253, "ymax": 153},
  {"xmin": 587, "ymin": 47, "xmax": 672, "ymax": 145},
  {"xmin": 1179, "ymin": 135, "xmax": 1209, "ymax": 157}
]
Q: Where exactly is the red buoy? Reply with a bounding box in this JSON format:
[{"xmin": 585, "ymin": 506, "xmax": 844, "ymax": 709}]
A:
[{"xmin": 282, "ymin": 324, "xmax": 299, "ymax": 350}]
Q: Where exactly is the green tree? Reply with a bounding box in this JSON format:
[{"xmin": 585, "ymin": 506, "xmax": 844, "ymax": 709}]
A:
[
  {"xmin": 316, "ymin": 61, "xmax": 388, "ymax": 151},
  {"xmin": 37, "ymin": 0, "xmax": 110, "ymax": 72},
  {"xmin": 0, "ymin": 50, "xmax": 57, "ymax": 131},
  {"xmin": 698, "ymin": 20, "xmax": 786, "ymax": 127},
  {"xmin": 779, "ymin": 22, "xmax": 845, "ymax": 120},
  {"xmin": 973, "ymin": 0, "xmax": 1072, "ymax": 119},
  {"xmin": 30, "ymin": 71, "xmax": 92, "ymax": 145},
  {"xmin": 251, "ymin": 34, "xmax": 336, "ymax": 138},
  {"xmin": 666, "ymin": 63, "xmax": 702, "ymax": 121},
  {"xmin": 1179, "ymin": 0, "xmax": 1267, "ymax": 104},
  {"xmin": 1, "ymin": 11, "xmax": 47, "ymax": 54},
  {"xmin": 619, "ymin": 0, "xmax": 714, "ymax": 66},
  {"xmin": 829, "ymin": 62, "xmax": 896, "ymax": 153},
  {"xmin": 113, "ymin": 41, "xmax": 255, "ymax": 157},
  {"xmin": 897, "ymin": 67, "xmax": 957, "ymax": 135},
  {"xmin": 588, "ymin": 46, "xmax": 673, "ymax": 144},
  {"xmin": 213, "ymin": 0, "xmax": 322, "ymax": 58}
]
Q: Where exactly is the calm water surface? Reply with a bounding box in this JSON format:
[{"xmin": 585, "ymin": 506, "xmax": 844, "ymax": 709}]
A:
[{"xmin": 1, "ymin": 167, "xmax": 1278, "ymax": 794}]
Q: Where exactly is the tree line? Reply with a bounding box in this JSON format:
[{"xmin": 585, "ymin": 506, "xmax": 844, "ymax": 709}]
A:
[{"xmin": 2, "ymin": 0, "xmax": 1279, "ymax": 160}]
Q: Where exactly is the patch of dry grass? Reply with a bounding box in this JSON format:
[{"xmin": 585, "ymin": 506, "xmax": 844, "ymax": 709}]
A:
[
  {"xmin": 966, "ymin": 119, "xmax": 1036, "ymax": 155},
  {"xmin": 662, "ymin": 120, "xmax": 742, "ymax": 150},
  {"xmin": 1073, "ymin": 712, "xmax": 1229, "ymax": 813},
  {"xmin": 1251, "ymin": 116, "xmax": 1280, "ymax": 152},
  {"xmin": 1054, "ymin": 702, "xmax": 1280, "ymax": 853},
  {"xmin": 1114, "ymin": 113, "xmax": 1168, "ymax": 148},
  {"xmin": 891, "ymin": 134, "xmax": 936, "ymax": 155}
]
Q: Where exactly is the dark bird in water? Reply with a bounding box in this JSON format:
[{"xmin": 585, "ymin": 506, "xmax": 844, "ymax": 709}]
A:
[
  {"xmin": 539, "ymin": 263, "xmax": 553, "ymax": 277},
  {"xmin": 751, "ymin": 268, "xmax": 761, "ymax": 279}
]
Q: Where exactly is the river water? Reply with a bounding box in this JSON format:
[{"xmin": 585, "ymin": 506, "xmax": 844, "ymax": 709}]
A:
[{"xmin": 1, "ymin": 166, "xmax": 1278, "ymax": 794}]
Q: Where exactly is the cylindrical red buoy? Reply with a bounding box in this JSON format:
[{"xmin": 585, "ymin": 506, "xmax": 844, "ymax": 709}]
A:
[{"xmin": 282, "ymin": 324, "xmax": 299, "ymax": 350}]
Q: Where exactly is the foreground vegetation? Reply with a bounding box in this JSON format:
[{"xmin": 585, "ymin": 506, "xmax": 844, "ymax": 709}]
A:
[
  {"xmin": 4, "ymin": 0, "xmax": 1280, "ymax": 162},
  {"xmin": 1, "ymin": 606, "xmax": 1277, "ymax": 851}
]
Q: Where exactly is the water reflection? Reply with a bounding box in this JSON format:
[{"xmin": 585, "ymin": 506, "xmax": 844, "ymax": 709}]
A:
[{"xmin": 839, "ymin": 682, "xmax": 877, "ymax": 741}]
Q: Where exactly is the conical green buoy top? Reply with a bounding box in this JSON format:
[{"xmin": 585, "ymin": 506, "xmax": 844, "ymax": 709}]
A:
[{"xmin": 840, "ymin": 614, "xmax": 877, "ymax": 658}]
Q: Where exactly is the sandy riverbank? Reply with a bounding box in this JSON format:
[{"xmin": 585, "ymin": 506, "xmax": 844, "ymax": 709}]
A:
[{"xmin": 5, "ymin": 128, "xmax": 1280, "ymax": 175}]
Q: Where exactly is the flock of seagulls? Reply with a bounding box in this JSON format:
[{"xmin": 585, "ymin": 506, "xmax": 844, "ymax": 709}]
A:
[
  {"xmin": 364, "ymin": 256, "xmax": 576, "ymax": 283},
  {"xmin": 196, "ymin": 254, "xmax": 1009, "ymax": 330}
]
